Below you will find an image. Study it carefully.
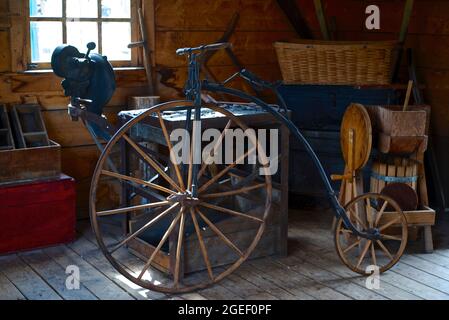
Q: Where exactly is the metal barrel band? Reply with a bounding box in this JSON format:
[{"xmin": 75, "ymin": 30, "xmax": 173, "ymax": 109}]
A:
[{"xmin": 370, "ymin": 171, "xmax": 418, "ymax": 183}]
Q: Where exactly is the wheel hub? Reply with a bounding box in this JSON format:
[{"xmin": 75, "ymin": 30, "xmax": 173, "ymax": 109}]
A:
[
  {"xmin": 167, "ymin": 192, "xmax": 200, "ymax": 207},
  {"xmin": 366, "ymin": 227, "xmax": 381, "ymax": 240}
]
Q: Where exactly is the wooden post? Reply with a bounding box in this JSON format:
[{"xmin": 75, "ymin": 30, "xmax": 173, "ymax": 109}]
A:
[
  {"xmin": 313, "ymin": 0, "xmax": 330, "ymax": 40},
  {"xmin": 279, "ymin": 124, "xmax": 290, "ymax": 257}
]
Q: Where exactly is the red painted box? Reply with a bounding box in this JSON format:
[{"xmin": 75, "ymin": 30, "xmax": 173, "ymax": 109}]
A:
[{"xmin": 0, "ymin": 174, "xmax": 76, "ymax": 254}]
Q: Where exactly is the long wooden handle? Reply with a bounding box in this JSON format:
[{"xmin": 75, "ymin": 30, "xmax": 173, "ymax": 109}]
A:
[
  {"xmin": 137, "ymin": 8, "xmax": 155, "ymax": 96},
  {"xmin": 403, "ymin": 80, "xmax": 414, "ymax": 111}
]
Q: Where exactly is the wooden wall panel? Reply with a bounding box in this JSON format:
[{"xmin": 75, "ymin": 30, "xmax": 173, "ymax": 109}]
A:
[
  {"xmin": 155, "ymin": 0, "xmax": 291, "ymax": 32},
  {"xmin": 0, "ymin": 0, "xmax": 293, "ymax": 217},
  {"xmin": 155, "ymin": 31, "xmax": 295, "ymax": 68},
  {"xmin": 2, "ymin": 0, "xmax": 446, "ymax": 213},
  {"xmin": 0, "ymin": 31, "xmax": 10, "ymax": 72}
]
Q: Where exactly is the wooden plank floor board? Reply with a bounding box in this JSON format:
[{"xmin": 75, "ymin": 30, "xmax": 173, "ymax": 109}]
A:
[
  {"xmin": 44, "ymin": 245, "xmax": 134, "ymax": 300},
  {"xmin": 1, "ymin": 209, "xmax": 449, "ymax": 300},
  {"xmin": 290, "ymin": 241, "xmax": 422, "ymax": 300},
  {"xmin": 0, "ymin": 254, "xmax": 62, "ymax": 300},
  {"xmin": 220, "ymin": 273, "xmax": 279, "ymax": 300},
  {"xmin": 197, "ymin": 284, "xmax": 243, "ymax": 300},
  {"xmin": 0, "ymin": 271, "xmax": 25, "ymax": 300},
  {"xmin": 234, "ymin": 264, "xmax": 298, "ymax": 300},
  {"xmin": 67, "ymin": 235, "xmax": 163, "ymax": 300},
  {"xmin": 390, "ymin": 262, "xmax": 449, "ymax": 295},
  {"xmin": 288, "ymin": 214, "xmax": 449, "ymax": 300},
  {"xmin": 77, "ymin": 225, "xmax": 175, "ymax": 300},
  {"xmin": 249, "ymin": 258, "xmax": 350, "ymax": 300},
  {"xmin": 276, "ymin": 255, "xmax": 388, "ymax": 300},
  {"xmin": 412, "ymin": 252, "xmax": 449, "ymax": 269},
  {"xmin": 19, "ymin": 250, "xmax": 98, "ymax": 300}
]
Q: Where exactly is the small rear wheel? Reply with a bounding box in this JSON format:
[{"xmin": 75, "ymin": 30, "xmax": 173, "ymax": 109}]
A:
[{"xmin": 334, "ymin": 193, "xmax": 408, "ymax": 275}]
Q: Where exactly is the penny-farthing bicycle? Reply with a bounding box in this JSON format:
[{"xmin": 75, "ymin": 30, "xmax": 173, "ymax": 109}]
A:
[{"xmin": 52, "ymin": 42, "xmax": 408, "ymax": 294}]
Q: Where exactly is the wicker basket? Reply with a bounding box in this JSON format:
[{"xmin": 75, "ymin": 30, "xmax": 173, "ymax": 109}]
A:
[{"xmin": 274, "ymin": 40, "xmax": 399, "ymax": 85}]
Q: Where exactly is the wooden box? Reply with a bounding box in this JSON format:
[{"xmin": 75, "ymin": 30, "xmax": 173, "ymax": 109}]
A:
[
  {"xmin": 119, "ymin": 104, "xmax": 290, "ymax": 275},
  {"xmin": 367, "ymin": 105, "xmax": 430, "ymax": 154},
  {"xmin": 0, "ymin": 105, "xmax": 14, "ymax": 151},
  {"xmin": 10, "ymin": 104, "xmax": 50, "ymax": 149},
  {"xmin": 0, "ymin": 175, "xmax": 76, "ymax": 254},
  {"xmin": 127, "ymin": 184, "xmax": 283, "ymax": 274},
  {"xmin": 0, "ymin": 140, "xmax": 61, "ymax": 184}
]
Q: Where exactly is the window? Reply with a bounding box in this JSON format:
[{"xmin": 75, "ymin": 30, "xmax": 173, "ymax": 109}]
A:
[{"xmin": 29, "ymin": 0, "xmax": 137, "ymax": 68}]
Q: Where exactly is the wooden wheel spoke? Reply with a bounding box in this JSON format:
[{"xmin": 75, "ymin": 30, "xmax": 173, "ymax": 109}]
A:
[
  {"xmin": 174, "ymin": 209, "xmax": 186, "ymax": 288},
  {"xmin": 101, "ymin": 170, "xmax": 175, "ymax": 195},
  {"xmin": 356, "ymin": 240, "xmax": 372, "ymax": 269},
  {"xmin": 343, "ymin": 239, "xmax": 362, "ymax": 254},
  {"xmin": 375, "ymin": 201, "xmax": 388, "ymax": 227},
  {"xmin": 157, "ymin": 111, "xmax": 185, "ymax": 191},
  {"xmin": 380, "ymin": 234, "xmax": 403, "ymax": 241},
  {"xmin": 366, "ymin": 198, "xmax": 373, "ymax": 228},
  {"xmin": 97, "ymin": 201, "xmax": 170, "ymax": 217},
  {"xmin": 201, "ymin": 183, "xmax": 266, "ymax": 199},
  {"xmin": 138, "ymin": 210, "xmax": 183, "ymax": 280},
  {"xmin": 371, "ymin": 242, "xmax": 377, "ymax": 266},
  {"xmin": 196, "ymin": 208, "xmax": 244, "ymax": 257},
  {"xmin": 110, "ymin": 203, "xmax": 179, "ymax": 254},
  {"xmin": 200, "ymin": 202, "xmax": 263, "ymax": 223},
  {"xmin": 349, "ymin": 207, "xmax": 368, "ymax": 230},
  {"xmin": 187, "ymin": 124, "xmax": 195, "ymax": 191},
  {"xmin": 199, "ymin": 147, "xmax": 257, "ymax": 193},
  {"xmin": 379, "ymin": 216, "xmax": 402, "ymax": 232},
  {"xmin": 198, "ymin": 120, "xmax": 233, "ymax": 180},
  {"xmin": 376, "ymin": 240, "xmax": 394, "ymax": 260},
  {"xmin": 122, "ymin": 134, "xmax": 183, "ymax": 193},
  {"xmin": 190, "ymin": 208, "xmax": 214, "ymax": 281}
]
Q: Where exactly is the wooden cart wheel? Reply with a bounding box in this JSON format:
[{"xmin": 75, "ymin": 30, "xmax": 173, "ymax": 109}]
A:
[
  {"xmin": 340, "ymin": 103, "xmax": 372, "ymax": 172},
  {"xmin": 334, "ymin": 193, "xmax": 408, "ymax": 275},
  {"xmin": 89, "ymin": 100, "xmax": 273, "ymax": 293}
]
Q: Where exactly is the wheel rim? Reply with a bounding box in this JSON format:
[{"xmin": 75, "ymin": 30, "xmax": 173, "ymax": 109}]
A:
[
  {"xmin": 334, "ymin": 193, "xmax": 408, "ymax": 275},
  {"xmin": 89, "ymin": 100, "xmax": 273, "ymax": 293}
]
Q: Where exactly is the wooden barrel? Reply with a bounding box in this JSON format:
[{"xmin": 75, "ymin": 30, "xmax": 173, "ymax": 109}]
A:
[{"xmin": 370, "ymin": 155, "xmax": 419, "ymax": 194}]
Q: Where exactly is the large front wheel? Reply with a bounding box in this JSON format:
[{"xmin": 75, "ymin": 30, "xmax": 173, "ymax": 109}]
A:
[{"xmin": 89, "ymin": 101, "xmax": 273, "ymax": 293}]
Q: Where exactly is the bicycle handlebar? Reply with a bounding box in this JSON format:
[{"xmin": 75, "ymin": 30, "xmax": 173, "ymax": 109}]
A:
[{"xmin": 176, "ymin": 42, "xmax": 232, "ymax": 56}]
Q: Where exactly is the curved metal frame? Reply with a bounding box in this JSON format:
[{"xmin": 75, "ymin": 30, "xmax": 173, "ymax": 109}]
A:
[{"xmin": 202, "ymin": 81, "xmax": 371, "ymax": 240}]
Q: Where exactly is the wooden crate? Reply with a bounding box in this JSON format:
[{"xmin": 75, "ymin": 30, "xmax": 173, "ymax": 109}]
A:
[
  {"xmin": 0, "ymin": 140, "xmax": 61, "ymax": 184},
  {"xmin": 127, "ymin": 186, "xmax": 283, "ymax": 274},
  {"xmin": 367, "ymin": 105, "xmax": 430, "ymax": 154},
  {"xmin": 0, "ymin": 104, "xmax": 14, "ymax": 151},
  {"xmin": 379, "ymin": 206, "xmax": 436, "ymax": 228},
  {"xmin": 119, "ymin": 104, "xmax": 290, "ymax": 275},
  {"xmin": 0, "ymin": 174, "xmax": 76, "ymax": 254},
  {"xmin": 10, "ymin": 104, "xmax": 50, "ymax": 149}
]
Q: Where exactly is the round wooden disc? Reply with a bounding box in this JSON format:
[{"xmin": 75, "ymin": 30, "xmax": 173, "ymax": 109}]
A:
[
  {"xmin": 340, "ymin": 103, "xmax": 372, "ymax": 170},
  {"xmin": 380, "ymin": 183, "xmax": 419, "ymax": 211}
]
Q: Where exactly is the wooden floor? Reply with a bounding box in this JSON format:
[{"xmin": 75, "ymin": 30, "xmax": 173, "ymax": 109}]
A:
[{"xmin": 1, "ymin": 209, "xmax": 449, "ymax": 300}]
